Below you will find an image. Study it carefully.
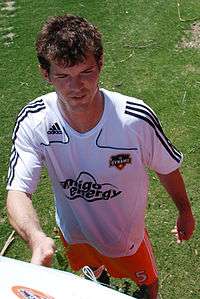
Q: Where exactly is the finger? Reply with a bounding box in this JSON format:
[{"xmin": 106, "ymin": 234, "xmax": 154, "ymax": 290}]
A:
[
  {"xmin": 175, "ymin": 232, "xmax": 182, "ymax": 243},
  {"xmin": 31, "ymin": 254, "xmax": 53, "ymax": 267},
  {"xmin": 31, "ymin": 253, "xmax": 43, "ymax": 265},
  {"xmin": 41, "ymin": 254, "xmax": 54, "ymax": 267},
  {"xmin": 171, "ymin": 229, "xmax": 183, "ymax": 244},
  {"xmin": 178, "ymin": 230, "xmax": 187, "ymax": 241},
  {"xmin": 171, "ymin": 225, "xmax": 178, "ymax": 233},
  {"xmin": 31, "ymin": 248, "xmax": 55, "ymax": 267}
]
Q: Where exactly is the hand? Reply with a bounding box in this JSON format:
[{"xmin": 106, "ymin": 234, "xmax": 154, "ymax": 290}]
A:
[
  {"xmin": 171, "ymin": 211, "xmax": 195, "ymax": 244},
  {"xmin": 30, "ymin": 234, "xmax": 56, "ymax": 267}
]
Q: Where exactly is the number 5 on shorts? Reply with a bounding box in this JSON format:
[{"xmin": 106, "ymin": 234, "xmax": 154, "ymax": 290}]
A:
[{"xmin": 135, "ymin": 271, "xmax": 147, "ymax": 283}]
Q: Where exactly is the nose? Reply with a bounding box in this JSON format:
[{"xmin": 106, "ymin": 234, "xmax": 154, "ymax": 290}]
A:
[{"xmin": 69, "ymin": 75, "xmax": 84, "ymax": 92}]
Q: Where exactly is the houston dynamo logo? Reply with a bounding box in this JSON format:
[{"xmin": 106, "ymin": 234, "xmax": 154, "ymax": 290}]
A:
[
  {"xmin": 109, "ymin": 153, "xmax": 132, "ymax": 170},
  {"xmin": 60, "ymin": 172, "xmax": 122, "ymax": 202}
]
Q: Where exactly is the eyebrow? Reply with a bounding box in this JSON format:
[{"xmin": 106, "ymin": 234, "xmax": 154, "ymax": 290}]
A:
[{"xmin": 53, "ymin": 63, "xmax": 97, "ymax": 76}]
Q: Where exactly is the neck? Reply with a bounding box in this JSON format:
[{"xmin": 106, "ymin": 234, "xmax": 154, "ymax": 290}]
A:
[{"xmin": 58, "ymin": 90, "xmax": 104, "ymax": 133}]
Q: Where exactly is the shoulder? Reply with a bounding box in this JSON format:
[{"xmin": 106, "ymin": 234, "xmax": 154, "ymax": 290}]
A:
[
  {"xmin": 12, "ymin": 92, "xmax": 57, "ymax": 141},
  {"xmin": 14, "ymin": 92, "xmax": 56, "ymax": 129},
  {"xmin": 102, "ymin": 88, "xmax": 159, "ymax": 129}
]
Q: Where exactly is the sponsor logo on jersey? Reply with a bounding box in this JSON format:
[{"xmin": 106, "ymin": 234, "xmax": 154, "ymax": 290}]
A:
[
  {"xmin": 47, "ymin": 122, "xmax": 62, "ymax": 134},
  {"xmin": 12, "ymin": 286, "xmax": 55, "ymax": 299},
  {"xmin": 60, "ymin": 172, "xmax": 122, "ymax": 202},
  {"xmin": 109, "ymin": 153, "xmax": 132, "ymax": 170}
]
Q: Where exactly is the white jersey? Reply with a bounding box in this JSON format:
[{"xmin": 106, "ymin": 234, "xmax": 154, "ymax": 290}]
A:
[{"xmin": 7, "ymin": 89, "xmax": 182, "ymax": 257}]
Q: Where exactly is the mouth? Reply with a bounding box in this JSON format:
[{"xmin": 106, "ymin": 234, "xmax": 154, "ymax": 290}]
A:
[{"xmin": 71, "ymin": 94, "xmax": 86, "ymax": 100}]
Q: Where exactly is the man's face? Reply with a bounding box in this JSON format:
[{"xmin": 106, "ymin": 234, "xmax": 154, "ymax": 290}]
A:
[{"xmin": 42, "ymin": 54, "xmax": 103, "ymax": 112}]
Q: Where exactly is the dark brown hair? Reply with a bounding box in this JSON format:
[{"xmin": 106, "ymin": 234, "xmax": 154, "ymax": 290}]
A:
[{"xmin": 36, "ymin": 14, "xmax": 103, "ymax": 72}]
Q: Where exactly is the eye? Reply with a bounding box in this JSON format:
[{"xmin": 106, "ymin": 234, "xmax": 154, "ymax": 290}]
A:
[
  {"xmin": 81, "ymin": 68, "xmax": 93, "ymax": 74},
  {"xmin": 55, "ymin": 74, "xmax": 69, "ymax": 79}
]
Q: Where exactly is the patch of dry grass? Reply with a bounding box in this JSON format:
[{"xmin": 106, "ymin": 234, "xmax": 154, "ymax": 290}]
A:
[{"xmin": 180, "ymin": 22, "xmax": 200, "ymax": 49}]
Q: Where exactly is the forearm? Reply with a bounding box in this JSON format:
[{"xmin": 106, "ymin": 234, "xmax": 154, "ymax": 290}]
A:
[
  {"xmin": 157, "ymin": 169, "xmax": 193, "ymax": 214},
  {"xmin": 157, "ymin": 169, "xmax": 195, "ymax": 241},
  {"xmin": 6, "ymin": 190, "xmax": 46, "ymax": 249},
  {"xmin": 7, "ymin": 190, "xmax": 55, "ymax": 266}
]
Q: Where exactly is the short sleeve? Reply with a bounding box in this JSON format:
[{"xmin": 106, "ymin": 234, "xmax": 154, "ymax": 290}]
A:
[
  {"xmin": 7, "ymin": 117, "xmax": 43, "ymax": 194},
  {"xmin": 136, "ymin": 104, "xmax": 183, "ymax": 174}
]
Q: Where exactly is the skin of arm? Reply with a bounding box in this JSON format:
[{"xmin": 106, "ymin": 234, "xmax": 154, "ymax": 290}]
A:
[
  {"xmin": 156, "ymin": 168, "xmax": 195, "ymax": 243},
  {"xmin": 6, "ymin": 190, "xmax": 56, "ymax": 266}
]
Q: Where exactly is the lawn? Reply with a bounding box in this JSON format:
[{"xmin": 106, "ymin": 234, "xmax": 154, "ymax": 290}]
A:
[{"xmin": 0, "ymin": 1, "xmax": 200, "ymax": 298}]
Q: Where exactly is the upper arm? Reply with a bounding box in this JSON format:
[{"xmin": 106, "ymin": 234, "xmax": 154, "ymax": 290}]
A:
[{"xmin": 7, "ymin": 116, "xmax": 43, "ymax": 194}]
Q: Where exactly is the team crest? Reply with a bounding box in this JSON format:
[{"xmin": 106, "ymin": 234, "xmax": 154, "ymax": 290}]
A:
[{"xmin": 109, "ymin": 153, "xmax": 132, "ymax": 170}]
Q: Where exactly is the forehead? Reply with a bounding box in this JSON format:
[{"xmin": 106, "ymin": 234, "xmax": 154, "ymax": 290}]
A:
[{"xmin": 50, "ymin": 54, "xmax": 97, "ymax": 73}]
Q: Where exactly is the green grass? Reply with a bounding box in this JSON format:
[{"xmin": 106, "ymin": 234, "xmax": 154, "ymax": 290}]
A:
[{"xmin": 1, "ymin": 1, "xmax": 200, "ymax": 298}]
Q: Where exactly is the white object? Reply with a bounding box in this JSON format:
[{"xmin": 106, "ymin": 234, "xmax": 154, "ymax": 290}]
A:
[{"xmin": 0, "ymin": 256, "xmax": 134, "ymax": 299}]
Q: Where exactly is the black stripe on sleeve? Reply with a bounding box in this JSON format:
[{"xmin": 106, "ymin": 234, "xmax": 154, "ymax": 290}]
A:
[
  {"xmin": 18, "ymin": 99, "xmax": 44, "ymax": 118},
  {"xmin": 125, "ymin": 110, "xmax": 182, "ymax": 163},
  {"xmin": 7, "ymin": 148, "xmax": 19, "ymax": 185},
  {"xmin": 125, "ymin": 101, "xmax": 182, "ymax": 159},
  {"xmin": 126, "ymin": 101, "xmax": 161, "ymax": 126},
  {"xmin": 8, "ymin": 103, "xmax": 46, "ymax": 186},
  {"xmin": 12, "ymin": 104, "xmax": 46, "ymax": 142}
]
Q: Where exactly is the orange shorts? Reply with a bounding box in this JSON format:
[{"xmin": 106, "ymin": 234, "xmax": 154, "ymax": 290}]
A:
[{"xmin": 60, "ymin": 230, "xmax": 158, "ymax": 286}]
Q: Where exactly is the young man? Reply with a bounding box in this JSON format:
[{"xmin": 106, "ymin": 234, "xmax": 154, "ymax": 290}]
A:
[{"xmin": 6, "ymin": 14, "xmax": 195, "ymax": 299}]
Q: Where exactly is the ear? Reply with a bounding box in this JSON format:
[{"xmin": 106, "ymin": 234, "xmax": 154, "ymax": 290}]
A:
[
  {"xmin": 38, "ymin": 65, "xmax": 52, "ymax": 84},
  {"xmin": 98, "ymin": 55, "xmax": 104, "ymax": 72}
]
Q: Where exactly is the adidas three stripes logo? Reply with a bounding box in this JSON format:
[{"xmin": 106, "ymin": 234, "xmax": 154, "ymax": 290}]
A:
[
  {"xmin": 7, "ymin": 99, "xmax": 46, "ymax": 185},
  {"xmin": 125, "ymin": 100, "xmax": 182, "ymax": 163},
  {"xmin": 47, "ymin": 122, "xmax": 62, "ymax": 134}
]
